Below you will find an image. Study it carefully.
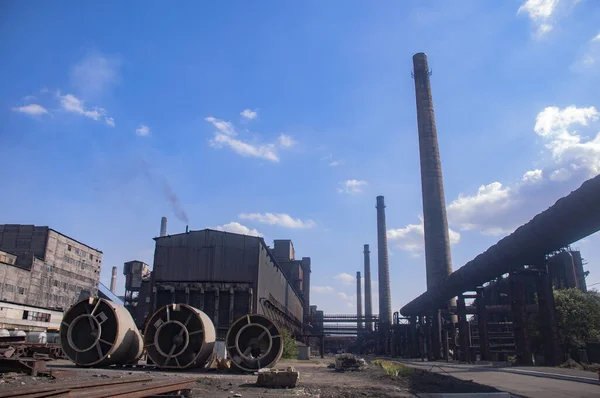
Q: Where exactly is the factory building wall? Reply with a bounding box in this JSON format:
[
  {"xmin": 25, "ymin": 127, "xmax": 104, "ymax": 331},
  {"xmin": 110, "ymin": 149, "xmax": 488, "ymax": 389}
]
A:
[
  {"xmin": 0, "ymin": 226, "xmax": 102, "ymax": 310},
  {"xmin": 0, "ymin": 301, "xmax": 63, "ymax": 331},
  {"xmin": 257, "ymin": 245, "xmax": 304, "ymax": 323},
  {"xmin": 153, "ymin": 230, "xmax": 259, "ymax": 283}
]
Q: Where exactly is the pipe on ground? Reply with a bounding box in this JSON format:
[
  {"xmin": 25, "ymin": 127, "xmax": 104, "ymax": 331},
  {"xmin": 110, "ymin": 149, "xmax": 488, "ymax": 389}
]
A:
[
  {"xmin": 226, "ymin": 314, "xmax": 283, "ymax": 372},
  {"xmin": 143, "ymin": 303, "xmax": 215, "ymax": 369},
  {"xmin": 59, "ymin": 297, "xmax": 143, "ymax": 367}
]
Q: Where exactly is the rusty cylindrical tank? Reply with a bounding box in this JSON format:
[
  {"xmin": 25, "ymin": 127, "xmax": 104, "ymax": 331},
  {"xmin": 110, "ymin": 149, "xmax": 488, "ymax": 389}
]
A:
[
  {"xmin": 226, "ymin": 314, "xmax": 283, "ymax": 372},
  {"xmin": 60, "ymin": 297, "xmax": 143, "ymax": 367},
  {"xmin": 143, "ymin": 304, "xmax": 215, "ymax": 369}
]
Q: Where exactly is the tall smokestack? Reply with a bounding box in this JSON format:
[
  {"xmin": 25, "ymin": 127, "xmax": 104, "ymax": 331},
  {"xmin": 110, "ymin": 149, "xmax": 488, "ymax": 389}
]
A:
[
  {"xmin": 110, "ymin": 266, "xmax": 117, "ymax": 293},
  {"xmin": 356, "ymin": 271, "xmax": 363, "ymax": 331},
  {"xmin": 376, "ymin": 196, "xmax": 392, "ymax": 325},
  {"xmin": 412, "ymin": 53, "xmax": 453, "ymax": 291},
  {"xmin": 363, "ymin": 244, "xmax": 373, "ymax": 332},
  {"xmin": 160, "ymin": 216, "xmax": 167, "ymax": 237},
  {"xmin": 413, "ymin": 52, "xmax": 454, "ymax": 360}
]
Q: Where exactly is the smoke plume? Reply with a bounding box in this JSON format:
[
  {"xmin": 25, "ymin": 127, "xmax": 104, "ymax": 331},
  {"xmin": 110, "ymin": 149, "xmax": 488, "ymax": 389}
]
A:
[{"xmin": 139, "ymin": 158, "xmax": 189, "ymax": 224}]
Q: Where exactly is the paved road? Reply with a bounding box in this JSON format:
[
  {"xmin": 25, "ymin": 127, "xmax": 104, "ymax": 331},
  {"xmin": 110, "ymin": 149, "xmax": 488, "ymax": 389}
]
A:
[{"xmin": 402, "ymin": 361, "xmax": 599, "ymax": 398}]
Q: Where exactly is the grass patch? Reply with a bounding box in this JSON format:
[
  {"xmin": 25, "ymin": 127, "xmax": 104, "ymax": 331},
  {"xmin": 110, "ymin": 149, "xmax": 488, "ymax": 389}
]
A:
[{"xmin": 373, "ymin": 359, "xmax": 414, "ymax": 377}]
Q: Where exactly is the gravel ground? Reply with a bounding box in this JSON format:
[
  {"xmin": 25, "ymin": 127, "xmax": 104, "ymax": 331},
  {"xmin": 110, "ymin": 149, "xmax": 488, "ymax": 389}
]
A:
[{"xmin": 0, "ymin": 357, "xmax": 501, "ymax": 397}]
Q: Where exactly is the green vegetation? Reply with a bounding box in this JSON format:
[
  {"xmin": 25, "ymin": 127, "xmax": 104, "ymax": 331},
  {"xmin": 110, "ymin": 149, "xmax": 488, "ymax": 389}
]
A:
[
  {"xmin": 372, "ymin": 359, "xmax": 414, "ymax": 377},
  {"xmin": 280, "ymin": 327, "xmax": 299, "ymax": 359},
  {"xmin": 553, "ymin": 289, "xmax": 600, "ymax": 353}
]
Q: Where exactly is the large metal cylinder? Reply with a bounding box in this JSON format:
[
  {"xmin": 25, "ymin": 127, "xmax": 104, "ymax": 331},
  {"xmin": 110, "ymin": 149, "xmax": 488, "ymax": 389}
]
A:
[
  {"xmin": 226, "ymin": 314, "xmax": 283, "ymax": 372},
  {"xmin": 144, "ymin": 304, "xmax": 215, "ymax": 369},
  {"xmin": 60, "ymin": 297, "xmax": 143, "ymax": 367}
]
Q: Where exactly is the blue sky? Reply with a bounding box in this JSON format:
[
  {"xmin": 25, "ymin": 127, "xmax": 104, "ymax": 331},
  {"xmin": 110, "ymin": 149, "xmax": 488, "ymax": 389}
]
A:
[{"xmin": 1, "ymin": 0, "xmax": 600, "ymax": 314}]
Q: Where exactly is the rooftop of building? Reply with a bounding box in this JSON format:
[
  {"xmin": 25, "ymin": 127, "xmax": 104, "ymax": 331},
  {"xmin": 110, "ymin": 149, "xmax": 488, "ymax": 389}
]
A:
[{"xmin": 0, "ymin": 224, "xmax": 103, "ymax": 254}]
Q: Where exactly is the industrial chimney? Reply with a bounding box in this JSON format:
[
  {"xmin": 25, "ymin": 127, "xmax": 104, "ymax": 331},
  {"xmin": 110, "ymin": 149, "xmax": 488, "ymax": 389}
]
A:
[
  {"xmin": 363, "ymin": 244, "xmax": 373, "ymax": 332},
  {"xmin": 376, "ymin": 196, "xmax": 392, "ymax": 325},
  {"xmin": 413, "ymin": 52, "xmax": 454, "ymax": 359},
  {"xmin": 160, "ymin": 216, "xmax": 167, "ymax": 237},
  {"xmin": 412, "ymin": 53, "xmax": 453, "ymax": 292},
  {"xmin": 110, "ymin": 266, "xmax": 117, "ymax": 293},
  {"xmin": 356, "ymin": 271, "xmax": 363, "ymax": 332}
]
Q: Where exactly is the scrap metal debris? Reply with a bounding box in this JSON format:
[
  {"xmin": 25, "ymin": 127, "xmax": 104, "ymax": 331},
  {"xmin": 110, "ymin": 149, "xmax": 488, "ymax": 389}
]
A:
[{"xmin": 334, "ymin": 353, "xmax": 366, "ymax": 371}]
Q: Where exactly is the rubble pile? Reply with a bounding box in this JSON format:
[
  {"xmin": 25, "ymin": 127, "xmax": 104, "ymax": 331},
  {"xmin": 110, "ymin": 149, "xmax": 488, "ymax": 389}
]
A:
[
  {"xmin": 256, "ymin": 367, "xmax": 299, "ymax": 388},
  {"xmin": 334, "ymin": 353, "xmax": 366, "ymax": 371}
]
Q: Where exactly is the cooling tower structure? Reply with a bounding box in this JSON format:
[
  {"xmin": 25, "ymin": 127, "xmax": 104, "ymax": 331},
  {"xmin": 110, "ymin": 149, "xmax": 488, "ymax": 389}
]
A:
[
  {"xmin": 356, "ymin": 271, "xmax": 363, "ymax": 331},
  {"xmin": 363, "ymin": 244, "xmax": 373, "ymax": 332},
  {"xmin": 412, "ymin": 52, "xmax": 454, "ymax": 359},
  {"xmin": 376, "ymin": 196, "xmax": 392, "ymax": 325}
]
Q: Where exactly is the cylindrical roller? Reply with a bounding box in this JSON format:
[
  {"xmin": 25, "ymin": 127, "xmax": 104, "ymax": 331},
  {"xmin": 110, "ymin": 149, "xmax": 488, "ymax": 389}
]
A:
[
  {"xmin": 143, "ymin": 304, "xmax": 215, "ymax": 369},
  {"xmin": 226, "ymin": 314, "xmax": 283, "ymax": 372},
  {"xmin": 60, "ymin": 297, "xmax": 143, "ymax": 367}
]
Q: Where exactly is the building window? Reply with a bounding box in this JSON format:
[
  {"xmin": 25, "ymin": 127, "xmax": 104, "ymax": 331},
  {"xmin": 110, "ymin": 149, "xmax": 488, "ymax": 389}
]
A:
[
  {"xmin": 5, "ymin": 284, "xmax": 14, "ymax": 293},
  {"xmin": 23, "ymin": 310, "xmax": 51, "ymax": 322},
  {"xmin": 18, "ymin": 287, "xmax": 25, "ymax": 295},
  {"xmin": 90, "ymin": 254, "xmax": 93, "ymax": 260},
  {"xmin": 68, "ymin": 245, "xmax": 72, "ymax": 252},
  {"xmin": 52, "ymin": 280, "xmax": 58, "ymax": 287}
]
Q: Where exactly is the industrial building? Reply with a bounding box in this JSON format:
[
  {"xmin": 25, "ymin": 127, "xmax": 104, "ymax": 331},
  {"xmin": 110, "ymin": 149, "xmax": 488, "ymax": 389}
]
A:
[
  {"xmin": 132, "ymin": 225, "xmax": 311, "ymax": 340},
  {"xmin": 0, "ymin": 224, "xmax": 103, "ymax": 331}
]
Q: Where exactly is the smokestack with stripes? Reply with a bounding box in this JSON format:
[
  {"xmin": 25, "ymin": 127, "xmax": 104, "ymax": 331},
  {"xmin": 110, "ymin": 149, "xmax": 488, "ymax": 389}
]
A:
[
  {"xmin": 413, "ymin": 52, "xmax": 454, "ymax": 359},
  {"xmin": 160, "ymin": 216, "xmax": 167, "ymax": 237},
  {"xmin": 363, "ymin": 244, "xmax": 373, "ymax": 332},
  {"xmin": 376, "ymin": 196, "xmax": 392, "ymax": 325},
  {"xmin": 356, "ymin": 271, "xmax": 363, "ymax": 332}
]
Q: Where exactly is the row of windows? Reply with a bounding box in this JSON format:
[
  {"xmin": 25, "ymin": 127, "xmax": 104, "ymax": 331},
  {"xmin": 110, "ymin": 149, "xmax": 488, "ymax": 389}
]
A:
[
  {"xmin": 46, "ymin": 264, "xmax": 97, "ymax": 285},
  {"xmin": 67, "ymin": 244, "xmax": 98, "ymax": 262},
  {"xmin": 44, "ymin": 292, "xmax": 76, "ymax": 306},
  {"xmin": 64, "ymin": 255, "xmax": 92, "ymax": 270},
  {"xmin": 1, "ymin": 283, "xmax": 26, "ymax": 295},
  {"xmin": 0, "ymin": 254, "xmax": 16, "ymax": 265},
  {"xmin": 22, "ymin": 310, "xmax": 51, "ymax": 322},
  {"xmin": 50, "ymin": 279, "xmax": 82, "ymax": 292}
]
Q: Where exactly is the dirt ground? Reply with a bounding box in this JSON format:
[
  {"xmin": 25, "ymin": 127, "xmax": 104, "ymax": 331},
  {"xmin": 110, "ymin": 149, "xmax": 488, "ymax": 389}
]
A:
[{"xmin": 0, "ymin": 357, "xmax": 501, "ymax": 398}]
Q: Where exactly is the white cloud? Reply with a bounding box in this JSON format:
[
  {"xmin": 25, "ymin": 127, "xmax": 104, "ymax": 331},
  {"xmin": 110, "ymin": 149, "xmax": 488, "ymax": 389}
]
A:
[
  {"xmin": 335, "ymin": 272, "xmax": 355, "ymax": 285},
  {"xmin": 239, "ymin": 212, "xmax": 316, "ymax": 229},
  {"xmin": 214, "ymin": 222, "xmax": 261, "ymax": 237},
  {"xmin": 522, "ymin": 169, "xmax": 543, "ymax": 184},
  {"xmin": 56, "ymin": 91, "xmax": 114, "ymax": 126},
  {"xmin": 240, "ymin": 109, "xmax": 258, "ymax": 120},
  {"xmin": 205, "ymin": 116, "xmax": 236, "ymax": 136},
  {"xmin": 337, "ymin": 179, "xmax": 368, "ymax": 195},
  {"xmin": 70, "ymin": 52, "xmax": 121, "ymax": 96},
  {"xmin": 12, "ymin": 104, "xmax": 48, "ymax": 116},
  {"xmin": 388, "ymin": 216, "xmax": 461, "ymax": 253},
  {"xmin": 210, "ymin": 133, "xmax": 279, "ymax": 162},
  {"xmin": 338, "ymin": 292, "xmax": 350, "ymax": 300},
  {"xmin": 136, "ymin": 124, "xmax": 151, "ymax": 136},
  {"xmin": 312, "ymin": 286, "xmax": 334, "ymax": 294},
  {"xmin": 321, "ymin": 153, "xmax": 333, "ymax": 161},
  {"xmin": 23, "ymin": 95, "xmax": 37, "ymax": 102},
  {"xmin": 278, "ymin": 134, "xmax": 297, "ymax": 148},
  {"xmin": 442, "ymin": 105, "xmax": 600, "ymax": 236},
  {"xmin": 572, "ymin": 33, "xmax": 600, "ymax": 74},
  {"xmin": 206, "ymin": 116, "xmax": 291, "ymax": 162},
  {"xmin": 329, "ymin": 160, "xmax": 344, "ymax": 167},
  {"xmin": 517, "ymin": 0, "xmax": 560, "ymax": 37}
]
